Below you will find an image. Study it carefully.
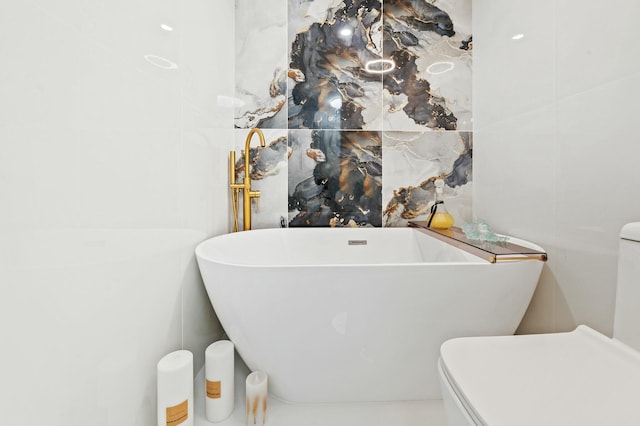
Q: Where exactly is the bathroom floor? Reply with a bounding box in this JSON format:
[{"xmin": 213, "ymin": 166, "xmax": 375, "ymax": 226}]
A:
[{"xmin": 194, "ymin": 356, "xmax": 446, "ymax": 426}]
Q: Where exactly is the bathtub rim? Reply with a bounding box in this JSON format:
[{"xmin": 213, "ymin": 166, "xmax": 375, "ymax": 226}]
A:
[{"xmin": 195, "ymin": 227, "xmax": 545, "ymax": 269}]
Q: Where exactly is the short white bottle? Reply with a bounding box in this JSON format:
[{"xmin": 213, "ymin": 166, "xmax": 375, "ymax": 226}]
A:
[
  {"xmin": 205, "ymin": 340, "xmax": 235, "ymax": 422},
  {"xmin": 246, "ymin": 371, "xmax": 268, "ymax": 426}
]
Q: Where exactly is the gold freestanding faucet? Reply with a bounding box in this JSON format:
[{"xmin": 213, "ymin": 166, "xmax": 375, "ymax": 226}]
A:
[{"xmin": 229, "ymin": 128, "xmax": 266, "ymax": 231}]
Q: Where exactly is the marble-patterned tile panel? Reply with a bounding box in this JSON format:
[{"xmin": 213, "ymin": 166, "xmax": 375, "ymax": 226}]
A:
[
  {"xmin": 287, "ymin": 0, "xmax": 384, "ymax": 130},
  {"xmin": 382, "ymin": 0, "xmax": 472, "ymax": 131},
  {"xmin": 233, "ymin": 129, "xmax": 289, "ymax": 229},
  {"xmin": 288, "ymin": 130, "xmax": 382, "ymax": 227},
  {"xmin": 382, "ymin": 131, "xmax": 472, "ymax": 227},
  {"xmin": 235, "ymin": 0, "xmax": 288, "ymax": 129}
]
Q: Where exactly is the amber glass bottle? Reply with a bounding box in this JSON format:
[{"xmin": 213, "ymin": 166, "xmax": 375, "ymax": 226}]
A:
[{"xmin": 426, "ymin": 179, "xmax": 454, "ymax": 229}]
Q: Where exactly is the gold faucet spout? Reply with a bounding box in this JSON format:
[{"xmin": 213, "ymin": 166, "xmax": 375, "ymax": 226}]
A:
[
  {"xmin": 233, "ymin": 128, "xmax": 265, "ymax": 231},
  {"xmin": 244, "ymin": 128, "xmax": 266, "ymax": 183}
]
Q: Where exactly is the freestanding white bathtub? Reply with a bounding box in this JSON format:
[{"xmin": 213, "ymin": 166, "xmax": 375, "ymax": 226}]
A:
[{"xmin": 195, "ymin": 227, "xmax": 544, "ymax": 403}]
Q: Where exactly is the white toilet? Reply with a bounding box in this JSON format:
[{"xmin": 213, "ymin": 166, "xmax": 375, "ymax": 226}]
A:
[{"xmin": 438, "ymin": 222, "xmax": 640, "ymax": 426}]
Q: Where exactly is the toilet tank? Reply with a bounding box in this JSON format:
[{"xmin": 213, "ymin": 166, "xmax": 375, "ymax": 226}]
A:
[{"xmin": 613, "ymin": 222, "xmax": 640, "ymax": 352}]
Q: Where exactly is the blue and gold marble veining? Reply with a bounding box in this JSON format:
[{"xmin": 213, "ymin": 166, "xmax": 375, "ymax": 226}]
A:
[
  {"xmin": 234, "ymin": 0, "xmax": 472, "ymax": 228},
  {"xmin": 288, "ymin": 130, "xmax": 382, "ymax": 227},
  {"xmin": 382, "ymin": 0, "xmax": 472, "ymax": 131},
  {"xmin": 288, "ymin": 0, "xmax": 383, "ymax": 130},
  {"xmin": 382, "ymin": 131, "xmax": 472, "ymax": 227}
]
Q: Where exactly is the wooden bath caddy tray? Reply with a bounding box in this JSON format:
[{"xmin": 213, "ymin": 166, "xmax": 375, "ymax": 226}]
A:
[{"xmin": 408, "ymin": 221, "xmax": 548, "ymax": 264}]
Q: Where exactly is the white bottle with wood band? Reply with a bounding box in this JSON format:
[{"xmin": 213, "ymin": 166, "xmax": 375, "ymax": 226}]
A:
[
  {"xmin": 157, "ymin": 350, "xmax": 193, "ymax": 426},
  {"xmin": 205, "ymin": 340, "xmax": 235, "ymax": 422}
]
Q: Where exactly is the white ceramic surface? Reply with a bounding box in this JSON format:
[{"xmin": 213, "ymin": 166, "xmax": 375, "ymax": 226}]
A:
[
  {"xmin": 194, "ymin": 354, "xmax": 447, "ymax": 426},
  {"xmin": 439, "ymin": 223, "xmax": 640, "ymax": 425},
  {"xmin": 195, "ymin": 228, "xmax": 544, "ymax": 403},
  {"xmin": 613, "ymin": 224, "xmax": 640, "ymax": 352},
  {"xmin": 473, "ymin": 0, "xmax": 640, "ymax": 335},
  {"xmin": 555, "ymin": 1, "xmax": 640, "ymax": 99},
  {"xmin": 0, "ymin": 0, "xmax": 232, "ymax": 423},
  {"xmin": 439, "ymin": 326, "xmax": 640, "ymax": 426}
]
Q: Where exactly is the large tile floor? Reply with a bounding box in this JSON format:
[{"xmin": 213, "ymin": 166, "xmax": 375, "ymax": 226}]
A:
[{"xmin": 194, "ymin": 355, "xmax": 446, "ymax": 426}]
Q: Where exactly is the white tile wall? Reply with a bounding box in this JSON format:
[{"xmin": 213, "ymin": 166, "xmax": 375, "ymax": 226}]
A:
[
  {"xmin": 473, "ymin": 0, "xmax": 640, "ymax": 335},
  {"xmin": 0, "ymin": 0, "xmax": 233, "ymax": 423}
]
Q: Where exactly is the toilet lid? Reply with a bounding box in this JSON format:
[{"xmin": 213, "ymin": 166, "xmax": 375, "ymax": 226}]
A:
[{"xmin": 440, "ymin": 325, "xmax": 640, "ymax": 426}]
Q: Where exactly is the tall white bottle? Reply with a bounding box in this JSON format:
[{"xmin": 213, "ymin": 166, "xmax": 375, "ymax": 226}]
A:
[
  {"xmin": 205, "ymin": 340, "xmax": 235, "ymax": 422},
  {"xmin": 157, "ymin": 350, "xmax": 194, "ymax": 426}
]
